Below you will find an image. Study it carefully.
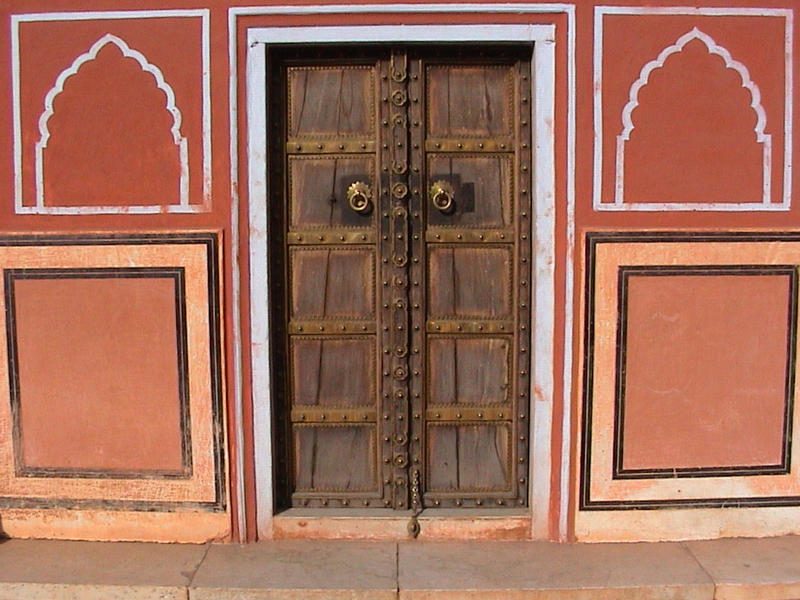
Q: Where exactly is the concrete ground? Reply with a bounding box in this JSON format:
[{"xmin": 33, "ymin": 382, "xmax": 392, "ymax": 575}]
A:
[{"xmin": 0, "ymin": 536, "xmax": 799, "ymax": 599}]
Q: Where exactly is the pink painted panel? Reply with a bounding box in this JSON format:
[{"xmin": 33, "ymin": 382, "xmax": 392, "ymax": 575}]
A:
[
  {"xmin": 622, "ymin": 273, "xmax": 790, "ymax": 470},
  {"xmin": 15, "ymin": 276, "xmax": 184, "ymax": 472}
]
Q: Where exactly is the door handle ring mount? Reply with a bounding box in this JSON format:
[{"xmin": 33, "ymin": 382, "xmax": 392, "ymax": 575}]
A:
[
  {"xmin": 430, "ymin": 180, "xmax": 455, "ymax": 213},
  {"xmin": 347, "ymin": 181, "xmax": 373, "ymax": 214}
]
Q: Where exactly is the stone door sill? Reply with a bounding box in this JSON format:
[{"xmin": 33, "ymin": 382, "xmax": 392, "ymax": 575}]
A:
[{"xmin": 272, "ymin": 507, "xmax": 531, "ymax": 540}]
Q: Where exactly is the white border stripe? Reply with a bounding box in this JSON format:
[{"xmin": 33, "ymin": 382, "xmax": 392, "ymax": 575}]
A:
[
  {"xmin": 597, "ymin": 6, "xmax": 793, "ymax": 17},
  {"xmin": 13, "ymin": 9, "xmax": 209, "ymax": 21},
  {"xmin": 10, "ymin": 9, "xmax": 211, "ymax": 214},
  {"xmin": 246, "ymin": 23, "xmax": 554, "ymax": 42},
  {"xmin": 231, "ymin": 2, "xmax": 575, "ymax": 15},
  {"xmin": 232, "ymin": 4, "xmax": 575, "ymax": 542},
  {"xmin": 246, "ymin": 41, "xmax": 270, "ymax": 536},
  {"xmin": 592, "ymin": 6, "xmax": 793, "ymax": 212},
  {"xmin": 11, "ymin": 18, "xmax": 22, "ymax": 215},
  {"xmin": 202, "ymin": 12, "xmax": 212, "ymax": 208},
  {"xmin": 532, "ymin": 32, "xmax": 556, "ymax": 540}
]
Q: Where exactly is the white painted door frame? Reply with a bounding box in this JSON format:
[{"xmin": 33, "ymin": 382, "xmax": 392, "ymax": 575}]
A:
[{"xmin": 238, "ymin": 6, "xmax": 571, "ymax": 541}]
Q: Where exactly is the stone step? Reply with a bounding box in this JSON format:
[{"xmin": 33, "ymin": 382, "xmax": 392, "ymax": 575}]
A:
[{"xmin": 0, "ymin": 535, "xmax": 798, "ymax": 599}]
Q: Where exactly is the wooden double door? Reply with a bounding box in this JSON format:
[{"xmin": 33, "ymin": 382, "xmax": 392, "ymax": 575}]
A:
[{"xmin": 267, "ymin": 45, "xmax": 533, "ymax": 513}]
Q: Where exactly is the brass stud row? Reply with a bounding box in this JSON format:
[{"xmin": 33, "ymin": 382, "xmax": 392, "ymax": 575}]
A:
[
  {"xmin": 292, "ymin": 323, "xmax": 372, "ymax": 333},
  {"xmin": 288, "ymin": 140, "xmax": 374, "ymax": 153},
  {"xmin": 515, "ymin": 57, "xmax": 534, "ymax": 506}
]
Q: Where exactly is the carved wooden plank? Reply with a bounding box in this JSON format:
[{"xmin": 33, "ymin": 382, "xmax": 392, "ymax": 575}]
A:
[
  {"xmin": 427, "ymin": 424, "xmax": 510, "ymax": 491},
  {"xmin": 290, "ymin": 247, "xmax": 375, "ymax": 319},
  {"xmin": 289, "ymin": 66, "xmax": 375, "ymax": 137},
  {"xmin": 427, "ymin": 154, "xmax": 512, "ymax": 228},
  {"xmin": 428, "ymin": 337, "xmax": 510, "ymax": 405},
  {"xmin": 294, "ymin": 425, "xmax": 376, "ymax": 491},
  {"xmin": 426, "ymin": 65, "xmax": 512, "ymax": 137},
  {"xmin": 290, "ymin": 156, "xmax": 375, "ymax": 229},
  {"xmin": 428, "ymin": 246, "xmax": 512, "ymax": 319},
  {"xmin": 291, "ymin": 337, "xmax": 375, "ymax": 407}
]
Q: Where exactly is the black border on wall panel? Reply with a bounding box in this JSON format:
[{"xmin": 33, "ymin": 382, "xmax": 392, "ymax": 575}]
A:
[
  {"xmin": 0, "ymin": 233, "xmax": 226, "ymax": 513},
  {"xmin": 5, "ymin": 267, "xmax": 193, "ymax": 481},
  {"xmin": 581, "ymin": 232, "xmax": 800, "ymax": 511},
  {"xmin": 613, "ymin": 265, "xmax": 796, "ymax": 480}
]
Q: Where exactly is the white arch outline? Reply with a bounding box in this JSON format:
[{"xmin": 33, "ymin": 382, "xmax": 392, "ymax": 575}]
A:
[
  {"xmin": 34, "ymin": 33, "xmax": 189, "ymax": 209},
  {"xmin": 615, "ymin": 27, "xmax": 772, "ymax": 205}
]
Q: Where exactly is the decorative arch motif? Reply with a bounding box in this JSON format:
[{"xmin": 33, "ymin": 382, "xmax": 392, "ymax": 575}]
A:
[
  {"xmin": 34, "ymin": 33, "xmax": 189, "ymax": 209},
  {"xmin": 615, "ymin": 27, "xmax": 772, "ymax": 205}
]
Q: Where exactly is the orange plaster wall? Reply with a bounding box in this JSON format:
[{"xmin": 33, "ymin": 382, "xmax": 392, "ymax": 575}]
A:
[{"xmin": 0, "ymin": 0, "xmax": 797, "ymax": 544}]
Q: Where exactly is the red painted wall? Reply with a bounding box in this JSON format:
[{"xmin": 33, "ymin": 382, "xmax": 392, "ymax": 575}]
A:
[{"xmin": 0, "ymin": 0, "xmax": 797, "ymax": 543}]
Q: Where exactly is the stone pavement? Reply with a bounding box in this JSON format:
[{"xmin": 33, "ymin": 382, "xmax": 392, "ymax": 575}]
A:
[{"xmin": 0, "ymin": 535, "xmax": 799, "ymax": 599}]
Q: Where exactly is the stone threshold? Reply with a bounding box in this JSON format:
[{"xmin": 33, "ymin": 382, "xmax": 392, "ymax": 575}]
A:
[
  {"xmin": 273, "ymin": 507, "xmax": 531, "ymax": 540},
  {"xmin": 1, "ymin": 535, "xmax": 799, "ymax": 599}
]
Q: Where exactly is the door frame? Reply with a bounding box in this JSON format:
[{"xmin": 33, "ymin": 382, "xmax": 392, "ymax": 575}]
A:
[{"xmin": 243, "ymin": 10, "xmax": 564, "ymax": 541}]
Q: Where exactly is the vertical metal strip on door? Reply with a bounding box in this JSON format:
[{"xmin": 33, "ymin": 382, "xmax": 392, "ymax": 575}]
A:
[
  {"xmin": 406, "ymin": 55, "xmax": 426, "ymax": 526},
  {"xmin": 379, "ymin": 50, "xmax": 412, "ymax": 509}
]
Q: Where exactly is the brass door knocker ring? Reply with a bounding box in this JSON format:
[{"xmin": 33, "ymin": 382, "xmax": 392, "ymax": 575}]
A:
[
  {"xmin": 347, "ymin": 181, "xmax": 373, "ymax": 214},
  {"xmin": 430, "ymin": 180, "xmax": 455, "ymax": 213}
]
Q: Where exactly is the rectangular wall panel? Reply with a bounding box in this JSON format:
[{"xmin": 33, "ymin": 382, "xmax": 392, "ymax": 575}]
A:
[
  {"xmin": 578, "ymin": 232, "xmax": 800, "ymax": 542},
  {"xmin": 0, "ymin": 233, "xmax": 228, "ymax": 543}
]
